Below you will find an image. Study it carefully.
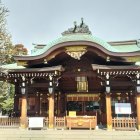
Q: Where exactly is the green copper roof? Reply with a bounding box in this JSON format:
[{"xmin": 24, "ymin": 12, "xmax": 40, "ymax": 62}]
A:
[
  {"xmin": 31, "ymin": 34, "xmax": 118, "ymax": 56},
  {"xmin": 112, "ymin": 44, "xmax": 140, "ymax": 52},
  {"xmin": 30, "ymin": 34, "xmax": 140, "ymax": 56},
  {"xmin": 1, "ymin": 63, "xmax": 25, "ymax": 70},
  {"xmin": 135, "ymin": 62, "xmax": 140, "ymax": 66}
]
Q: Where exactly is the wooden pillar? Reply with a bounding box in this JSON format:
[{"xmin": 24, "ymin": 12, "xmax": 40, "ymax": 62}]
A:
[
  {"xmin": 13, "ymin": 83, "xmax": 18, "ymax": 115},
  {"xmin": 57, "ymin": 92, "xmax": 61, "ymax": 116},
  {"xmin": 106, "ymin": 94, "xmax": 112, "ymax": 130},
  {"xmin": 136, "ymin": 95, "xmax": 140, "ymax": 130},
  {"xmin": 129, "ymin": 92, "xmax": 135, "ymax": 117},
  {"xmin": 20, "ymin": 76, "xmax": 28, "ymax": 128},
  {"xmin": 20, "ymin": 95, "xmax": 28, "ymax": 128},
  {"xmin": 36, "ymin": 93, "xmax": 40, "ymax": 116},
  {"xmin": 48, "ymin": 94, "xmax": 54, "ymax": 128}
]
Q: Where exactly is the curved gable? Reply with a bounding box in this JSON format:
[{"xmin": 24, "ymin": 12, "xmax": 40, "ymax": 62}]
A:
[
  {"xmin": 30, "ymin": 34, "xmax": 117, "ymax": 56},
  {"xmin": 13, "ymin": 20, "xmax": 140, "ymax": 65}
]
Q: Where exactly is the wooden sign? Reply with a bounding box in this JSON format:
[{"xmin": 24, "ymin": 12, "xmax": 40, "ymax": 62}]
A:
[
  {"xmin": 28, "ymin": 117, "xmax": 44, "ymax": 128},
  {"xmin": 69, "ymin": 111, "xmax": 76, "ymax": 117}
]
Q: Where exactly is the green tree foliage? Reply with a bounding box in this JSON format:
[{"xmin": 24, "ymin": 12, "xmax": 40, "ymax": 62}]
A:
[
  {"xmin": 0, "ymin": 82, "xmax": 14, "ymax": 115},
  {"xmin": 0, "ymin": 1, "xmax": 14, "ymax": 115},
  {"xmin": 0, "ymin": 1, "xmax": 28, "ymax": 115},
  {"xmin": 0, "ymin": 1, "xmax": 13, "ymax": 64}
]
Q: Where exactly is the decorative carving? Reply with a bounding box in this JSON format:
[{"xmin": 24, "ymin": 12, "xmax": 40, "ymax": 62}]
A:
[
  {"xmin": 61, "ymin": 18, "xmax": 92, "ymax": 35},
  {"xmin": 125, "ymin": 56, "xmax": 140, "ymax": 62},
  {"xmin": 65, "ymin": 46, "xmax": 87, "ymax": 60},
  {"xmin": 17, "ymin": 61, "xmax": 27, "ymax": 66}
]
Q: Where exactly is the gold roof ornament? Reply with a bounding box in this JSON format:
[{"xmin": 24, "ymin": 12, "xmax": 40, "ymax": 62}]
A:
[
  {"xmin": 61, "ymin": 18, "xmax": 92, "ymax": 36},
  {"xmin": 65, "ymin": 46, "xmax": 87, "ymax": 60}
]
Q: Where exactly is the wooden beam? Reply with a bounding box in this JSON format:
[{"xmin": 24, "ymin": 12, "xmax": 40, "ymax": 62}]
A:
[{"xmin": 111, "ymin": 81, "xmax": 134, "ymax": 87}]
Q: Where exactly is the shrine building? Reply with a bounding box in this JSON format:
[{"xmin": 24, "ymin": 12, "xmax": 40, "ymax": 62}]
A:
[{"xmin": 0, "ymin": 19, "xmax": 140, "ymax": 130}]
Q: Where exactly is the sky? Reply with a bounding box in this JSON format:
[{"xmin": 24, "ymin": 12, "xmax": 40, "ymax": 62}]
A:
[{"xmin": 3, "ymin": 0, "xmax": 140, "ymax": 53}]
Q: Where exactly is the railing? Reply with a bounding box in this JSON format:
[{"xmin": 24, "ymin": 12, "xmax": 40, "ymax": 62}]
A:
[
  {"xmin": 43, "ymin": 117, "xmax": 66, "ymax": 129},
  {"xmin": 112, "ymin": 117, "xmax": 136, "ymax": 130},
  {"xmin": 44, "ymin": 117, "xmax": 49, "ymax": 128},
  {"xmin": 54, "ymin": 117, "xmax": 66, "ymax": 129},
  {"xmin": 0, "ymin": 117, "xmax": 20, "ymax": 128}
]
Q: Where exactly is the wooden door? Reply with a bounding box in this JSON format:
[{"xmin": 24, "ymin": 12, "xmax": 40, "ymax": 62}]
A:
[{"xmin": 40, "ymin": 94, "xmax": 48, "ymax": 116}]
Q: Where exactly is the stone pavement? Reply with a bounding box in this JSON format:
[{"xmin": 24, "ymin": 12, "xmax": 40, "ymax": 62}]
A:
[{"xmin": 0, "ymin": 129, "xmax": 140, "ymax": 140}]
